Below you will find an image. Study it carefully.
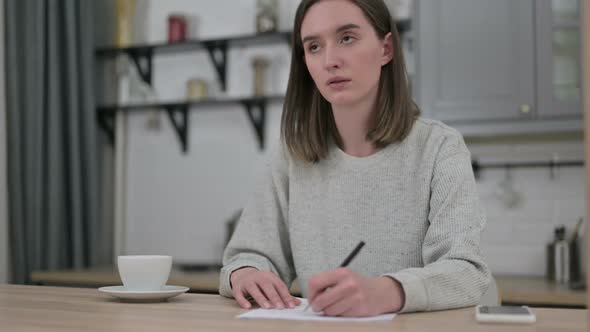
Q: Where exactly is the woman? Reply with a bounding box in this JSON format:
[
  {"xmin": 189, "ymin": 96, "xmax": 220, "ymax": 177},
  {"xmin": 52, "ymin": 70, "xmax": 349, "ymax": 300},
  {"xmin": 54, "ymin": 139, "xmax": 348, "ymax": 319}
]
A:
[{"xmin": 219, "ymin": 0, "xmax": 490, "ymax": 317}]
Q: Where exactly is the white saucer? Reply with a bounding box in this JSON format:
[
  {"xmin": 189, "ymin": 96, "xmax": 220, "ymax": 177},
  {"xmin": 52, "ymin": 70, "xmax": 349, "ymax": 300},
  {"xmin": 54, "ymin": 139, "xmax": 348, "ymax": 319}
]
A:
[{"xmin": 98, "ymin": 285, "xmax": 189, "ymax": 302}]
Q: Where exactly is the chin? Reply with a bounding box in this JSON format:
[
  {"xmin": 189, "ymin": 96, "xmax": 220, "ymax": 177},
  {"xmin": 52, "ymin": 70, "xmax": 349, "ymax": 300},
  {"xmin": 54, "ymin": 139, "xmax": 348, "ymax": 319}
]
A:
[{"xmin": 325, "ymin": 93, "xmax": 360, "ymax": 107}]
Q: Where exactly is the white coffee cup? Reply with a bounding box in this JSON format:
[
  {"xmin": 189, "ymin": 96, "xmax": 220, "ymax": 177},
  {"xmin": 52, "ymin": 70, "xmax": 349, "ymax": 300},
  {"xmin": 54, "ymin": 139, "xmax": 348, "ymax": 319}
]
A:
[{"xmin": 117, "ymin": 255, "xmax": 172, "ymax": 291}]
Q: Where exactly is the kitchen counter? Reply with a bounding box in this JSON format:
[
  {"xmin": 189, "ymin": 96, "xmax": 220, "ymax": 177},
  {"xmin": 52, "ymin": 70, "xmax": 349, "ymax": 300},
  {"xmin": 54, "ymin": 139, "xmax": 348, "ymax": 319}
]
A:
[
  {"xmin": 496, "ymin": 275, "xmax": 585, "ymax": 307},
  {"xmin": 31, "ymin": 268, "xmax": 586, "ymax": 307}
]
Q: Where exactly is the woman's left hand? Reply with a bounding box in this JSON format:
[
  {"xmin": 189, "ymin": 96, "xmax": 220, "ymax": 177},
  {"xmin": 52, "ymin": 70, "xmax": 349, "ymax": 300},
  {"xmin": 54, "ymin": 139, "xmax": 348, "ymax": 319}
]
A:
[{"xmin": 306, "ymin": 268, "xmax": 405, "ymax": 317}]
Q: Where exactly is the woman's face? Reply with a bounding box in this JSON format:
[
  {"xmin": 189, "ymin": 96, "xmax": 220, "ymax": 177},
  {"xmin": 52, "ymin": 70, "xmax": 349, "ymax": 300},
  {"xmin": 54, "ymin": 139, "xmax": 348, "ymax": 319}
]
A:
[{"xmin": 301, "ymin": 0, "xmax": 392, "ymax": 107}]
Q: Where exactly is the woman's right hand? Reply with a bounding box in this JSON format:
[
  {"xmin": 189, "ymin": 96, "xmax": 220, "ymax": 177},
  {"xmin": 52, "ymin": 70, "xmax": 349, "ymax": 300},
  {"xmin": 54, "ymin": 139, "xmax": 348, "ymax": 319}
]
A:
[{"xmin": 230, "ymin": 267, "xmax": 301, "ymax": 309}]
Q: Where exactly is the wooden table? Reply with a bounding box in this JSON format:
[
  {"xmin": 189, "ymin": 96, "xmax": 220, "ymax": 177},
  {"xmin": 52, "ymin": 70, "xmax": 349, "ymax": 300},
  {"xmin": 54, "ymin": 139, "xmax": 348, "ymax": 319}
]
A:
[
  {"xmin": 0, "ymin": 285, "xmax": 586, "ymax": 331},
  {"xmin": 31, "ymin": 269, "xmax": 585, "ymax": 307}
]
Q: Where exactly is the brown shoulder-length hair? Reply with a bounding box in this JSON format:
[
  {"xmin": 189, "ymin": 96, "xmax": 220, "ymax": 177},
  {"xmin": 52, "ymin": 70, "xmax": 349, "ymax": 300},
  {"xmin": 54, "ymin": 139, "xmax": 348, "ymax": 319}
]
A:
[{"xmin": 281, "ymin": 0, "xmax": 420, "ymax": 164}]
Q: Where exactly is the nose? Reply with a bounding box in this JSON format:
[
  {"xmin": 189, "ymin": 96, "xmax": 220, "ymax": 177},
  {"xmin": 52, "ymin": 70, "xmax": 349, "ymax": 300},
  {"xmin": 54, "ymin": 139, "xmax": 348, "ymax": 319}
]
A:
[{"xmin": 323, "ymin": 43, "xmax": 342, "ymax": 71}]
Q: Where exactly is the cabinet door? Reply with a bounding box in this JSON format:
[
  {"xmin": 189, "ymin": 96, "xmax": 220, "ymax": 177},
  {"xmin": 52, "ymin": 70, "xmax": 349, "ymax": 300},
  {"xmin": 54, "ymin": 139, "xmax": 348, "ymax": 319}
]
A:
[
  {"xmin": 415, "ymin": 0, "xmax": 535, "ymax": 122},
  {"xmin": 536, "ymin": 0, "xmax": 582, "ymax": 118}
]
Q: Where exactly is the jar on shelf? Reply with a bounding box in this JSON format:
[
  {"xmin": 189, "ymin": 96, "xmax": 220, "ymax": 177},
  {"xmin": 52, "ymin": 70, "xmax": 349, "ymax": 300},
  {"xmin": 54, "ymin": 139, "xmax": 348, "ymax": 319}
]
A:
[
  {"xmin": 252, "ymin": 57, "xmax": 270, "ymax": 96},
  {"xmin": 115, "ymin": 0, "xmax": 137, "ymax": 47},
  {"xmin": 186, "ymin": 78, "xmax": 209, "ymax": 101},
  {"xmin": 168, "ymin": 14, "xmax": 188, "ymax": 43},
  {"xmin": 256, "ymin": 0, "xmax": 278, "ymax": 33}
]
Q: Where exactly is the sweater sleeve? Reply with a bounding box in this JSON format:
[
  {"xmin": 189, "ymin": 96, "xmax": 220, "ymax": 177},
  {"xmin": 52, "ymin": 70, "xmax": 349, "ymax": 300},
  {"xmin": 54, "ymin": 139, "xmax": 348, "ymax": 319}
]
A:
[
  {"xmin": 384, "ymin": 133, "xmax": 491, "ymax": 313},
  {"xmin": 218, "ymin": 146, "xmax": 295, "ymax": 298}
]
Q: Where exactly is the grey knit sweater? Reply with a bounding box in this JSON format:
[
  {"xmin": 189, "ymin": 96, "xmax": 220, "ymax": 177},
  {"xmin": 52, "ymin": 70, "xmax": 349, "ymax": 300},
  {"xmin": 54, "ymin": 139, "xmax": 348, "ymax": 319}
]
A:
[{"xmin": 219, "ymin": 118, "xmax": 491, "ymax": 313}]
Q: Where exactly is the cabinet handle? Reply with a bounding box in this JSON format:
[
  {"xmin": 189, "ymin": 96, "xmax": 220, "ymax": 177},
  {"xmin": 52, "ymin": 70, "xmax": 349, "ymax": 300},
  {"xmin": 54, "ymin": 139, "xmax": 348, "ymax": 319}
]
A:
[{"xmin": 520, "ymin": 104, "xmax": 531, "ymax": 114}]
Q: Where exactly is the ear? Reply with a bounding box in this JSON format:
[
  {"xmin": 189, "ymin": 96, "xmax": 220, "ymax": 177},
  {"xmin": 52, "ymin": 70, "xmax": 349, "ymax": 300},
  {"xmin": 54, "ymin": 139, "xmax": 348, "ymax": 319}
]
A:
[{"xmin": 381, "ymin": 32, "xmax": 394, "ymax": 66}]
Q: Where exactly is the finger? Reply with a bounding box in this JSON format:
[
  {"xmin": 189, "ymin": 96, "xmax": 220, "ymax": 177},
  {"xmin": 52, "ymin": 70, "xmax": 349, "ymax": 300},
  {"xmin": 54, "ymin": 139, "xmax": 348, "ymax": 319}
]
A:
[
  {"xmin": 307, "ymin": 269, "xmax": 347, "ymax": 303},
  {"xmin": 233, "ymin": 287, "xmax": 252, "ymax": 309},
  {"xmin": 260, "ymin": 282, "xmax": 286, "ymax": 309},
  {"xmin": 323, "ymin": 298, "xmax": 354, "ymax": 317},
  {"xmin": 273, "ymin": 279, "xmax": 297, "ymax": 308},
  {"xmin": 246, "ymin": 283, "xmax": 272, "ymax": 309},
  {"xmin": 311, "ymin": 278, "xmax": 356, "ymax": 312},
  {"xmin": 339, "ymin": 307, "xmax": 360, "ymax": 318}
]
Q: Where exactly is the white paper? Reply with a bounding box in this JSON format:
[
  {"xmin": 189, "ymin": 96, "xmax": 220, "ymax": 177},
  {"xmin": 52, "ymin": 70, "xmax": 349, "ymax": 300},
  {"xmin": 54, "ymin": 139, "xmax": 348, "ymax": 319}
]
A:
[{"xmin": 237, "ymin": 298, "xmax": 396, "ymax": 322}]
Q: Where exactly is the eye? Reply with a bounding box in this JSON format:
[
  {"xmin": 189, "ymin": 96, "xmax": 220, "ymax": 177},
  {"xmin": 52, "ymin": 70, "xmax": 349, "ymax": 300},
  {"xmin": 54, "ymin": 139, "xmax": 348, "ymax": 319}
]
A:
[
  {"xmin": 340, "ymin": 35, "xmax": 355, "ymax": 44},
  {"xmin": 307, "ymin": 44, "xmax": 321, "ymax": 53}
]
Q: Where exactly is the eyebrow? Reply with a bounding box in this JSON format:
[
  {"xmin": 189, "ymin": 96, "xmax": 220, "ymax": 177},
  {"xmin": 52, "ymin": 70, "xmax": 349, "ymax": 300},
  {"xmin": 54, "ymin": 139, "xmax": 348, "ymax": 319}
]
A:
[{"xmin": 302, "ymin": 23, "xmax": 361, "ymax": 44}]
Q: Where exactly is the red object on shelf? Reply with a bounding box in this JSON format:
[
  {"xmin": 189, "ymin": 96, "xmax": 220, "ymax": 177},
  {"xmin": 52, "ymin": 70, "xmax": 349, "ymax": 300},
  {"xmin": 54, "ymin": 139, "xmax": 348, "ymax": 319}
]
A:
[{"xmin": 168, "ymin": 14, "xmax": 187, "ymax": 43}]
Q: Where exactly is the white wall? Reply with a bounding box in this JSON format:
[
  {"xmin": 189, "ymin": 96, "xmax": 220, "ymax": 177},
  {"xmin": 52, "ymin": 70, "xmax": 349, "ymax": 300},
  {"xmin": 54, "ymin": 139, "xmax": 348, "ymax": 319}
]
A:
[
  {"xmin": 120, "ymin": 0, "xmax": 586, "ymax": 277},
  {"xmin": 122, "ymin": 0, "xmax": 299, "ymax": 264},
  {"xmin": 468, "ymin": 136, "xmax": 586, "ymax": 276},
  {"xmin": 0, "ymin": 0, "xmax": 9, "ymax": 283}
]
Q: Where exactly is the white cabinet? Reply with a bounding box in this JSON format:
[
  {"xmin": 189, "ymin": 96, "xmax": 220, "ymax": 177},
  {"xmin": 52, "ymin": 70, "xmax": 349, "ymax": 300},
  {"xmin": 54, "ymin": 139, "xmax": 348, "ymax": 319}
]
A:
[{"xmin": 414, "ymin": 0, "xmax": 582, "ymax": 136}]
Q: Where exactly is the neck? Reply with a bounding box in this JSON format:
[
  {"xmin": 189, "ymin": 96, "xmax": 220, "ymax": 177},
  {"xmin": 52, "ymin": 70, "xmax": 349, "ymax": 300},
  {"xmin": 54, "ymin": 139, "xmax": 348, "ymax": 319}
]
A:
[{"xmin": 331, "ymin": 93, "xmax": 378, "ymax": 158}]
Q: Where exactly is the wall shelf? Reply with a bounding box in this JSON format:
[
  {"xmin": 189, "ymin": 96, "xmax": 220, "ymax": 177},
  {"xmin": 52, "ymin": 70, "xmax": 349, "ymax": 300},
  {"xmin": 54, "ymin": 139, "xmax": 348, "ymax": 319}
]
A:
[
  {"xmin": 95, "ymin": 21, "xmax": 410, "ymax": 58},
  {"xmin": 97, "ymin": 95, "xmax": 284, "ymax": 153},
  {"xmin": 95, "ymin": 21, "xmax": 411, "ymax": 153},
  {"xmin": 97, "ymin": 31, "xmax": 293, "ymax": 90}
]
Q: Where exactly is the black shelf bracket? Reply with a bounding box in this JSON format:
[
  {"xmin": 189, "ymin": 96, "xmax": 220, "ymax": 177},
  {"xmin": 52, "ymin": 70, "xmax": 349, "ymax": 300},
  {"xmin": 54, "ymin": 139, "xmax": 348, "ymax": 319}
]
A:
[
  {"xmin": 283, "ymin": 32, "xmax": 293, "ymax": 48},
  {"xmin": 471, "ymin": 159, "xmax": 584, "ymax": 180},
  {"xmin": 97, "ymin": 110, "xmax": 115, "ymax": 145},
  {"xmin": 129, "ymin": 49, "xmax": 154, "ymax": 85},
  {"xmin": 203, "ymin": 41, "xmax": 228, "ymax": 91},
  {"xmin": 241, "ymin": 99, "xmax": 267, "ymax": 150},
  {"xmin": 95, "ymin": 96, "xmax": 280, "ymax": 153},
  {"xmin": 164, "ymin": 105, "xmax": 190, "ymax": 153}
]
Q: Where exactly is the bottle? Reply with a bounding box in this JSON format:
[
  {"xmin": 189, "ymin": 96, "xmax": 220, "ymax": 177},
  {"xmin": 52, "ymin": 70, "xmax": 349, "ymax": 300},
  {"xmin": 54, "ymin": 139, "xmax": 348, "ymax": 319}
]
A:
[
  {"xmin": 553, "ymin": 225, "xmax": 570, "ymax": 284},
  {"xmin": 546, "ymin": 238, "xmax": 555, "ymax": 280},
  {"xmin": 569, "ymin": 218, "xmax": 584, "ymax": 283}
]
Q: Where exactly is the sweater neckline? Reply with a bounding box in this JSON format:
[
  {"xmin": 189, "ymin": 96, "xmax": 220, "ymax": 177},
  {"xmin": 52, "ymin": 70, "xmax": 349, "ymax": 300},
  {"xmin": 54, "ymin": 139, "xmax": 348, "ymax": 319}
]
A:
[{"xmin": 328, "ymin": 140, "xmax": 400, "ymax": 167}]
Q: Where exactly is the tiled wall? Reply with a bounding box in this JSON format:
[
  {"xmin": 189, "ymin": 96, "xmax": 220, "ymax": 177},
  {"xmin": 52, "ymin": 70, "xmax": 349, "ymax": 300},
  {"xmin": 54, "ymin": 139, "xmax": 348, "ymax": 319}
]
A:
[{"xmin": 466, "ymin": 134, "xmax": 586, "ymax": 277}]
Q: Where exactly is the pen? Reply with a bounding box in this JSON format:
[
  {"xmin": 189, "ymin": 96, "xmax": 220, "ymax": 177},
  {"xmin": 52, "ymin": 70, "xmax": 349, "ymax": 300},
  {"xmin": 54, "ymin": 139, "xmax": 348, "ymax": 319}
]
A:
[{"xmin": 303, "ymin": 241, "xmax": 366, "ymax": 312}]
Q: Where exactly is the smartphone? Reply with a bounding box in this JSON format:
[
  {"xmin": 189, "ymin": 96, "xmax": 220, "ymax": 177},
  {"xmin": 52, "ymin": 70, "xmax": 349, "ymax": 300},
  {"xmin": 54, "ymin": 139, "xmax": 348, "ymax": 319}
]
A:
[{"xmin": 475, "ymin": 305, "xmax": 536, "ymax": 324}]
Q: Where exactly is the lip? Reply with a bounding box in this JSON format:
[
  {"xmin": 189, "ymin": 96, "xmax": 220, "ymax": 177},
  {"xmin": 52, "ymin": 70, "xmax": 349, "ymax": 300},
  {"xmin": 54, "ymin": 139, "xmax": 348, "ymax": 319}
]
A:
[{"xmin": 326, "ymin": 77, "xmax": 351, "ymax": 89}]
